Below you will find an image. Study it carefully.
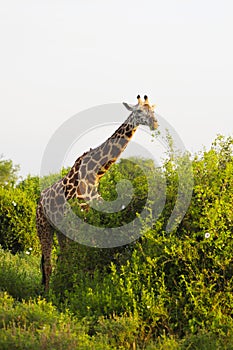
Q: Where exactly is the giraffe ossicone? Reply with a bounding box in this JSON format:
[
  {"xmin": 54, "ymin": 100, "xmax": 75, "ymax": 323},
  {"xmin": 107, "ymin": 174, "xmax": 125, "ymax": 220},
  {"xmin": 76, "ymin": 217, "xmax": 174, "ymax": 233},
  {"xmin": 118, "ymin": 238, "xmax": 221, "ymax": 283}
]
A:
[
  {"xmin": 123, "ymin": 94, "xmax": 156, "ymax": 113},
  {"xmin": 36, "ymin": 95, "xmax": 159, "ymax": 291}
]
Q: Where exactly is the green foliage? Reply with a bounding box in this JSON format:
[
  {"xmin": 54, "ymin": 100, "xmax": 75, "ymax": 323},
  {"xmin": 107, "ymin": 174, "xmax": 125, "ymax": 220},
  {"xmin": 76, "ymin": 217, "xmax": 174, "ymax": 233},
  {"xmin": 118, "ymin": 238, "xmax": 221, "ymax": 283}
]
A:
[
  {"xmin": 0, "ymin": 134, "xmax": 233, "ymax": 349},
  {"xmin": 17, "ymin": 167, "xmax": 69, "ymax": 203},
  {"xmin": 180, "ymin": 331, "xmax": 233, "ymax": 350},
  {"xmin": 64, "ymin": 158, "xmax": 165, "ymax": 249},
  {"xmin": 17, "ymin": 175, "xmax": 41, "ymax": 204},
  {"xmin": 0, "ymin": 247, "xmax": 42, "ymax": 300},
  {"xmin": 94, "ymin": 313, "xmax": 141, "ymax": 349},
  {"xmin": 1, "ymin": 288, "xmax": 233, "ymax": 350},
  {"xmin": 69, "ymin": 158, "xmax": 163, "ymax": 227},
  {"xmin": 0, "ymin": 291, "xmax": 111, "ymax": 350},
  {"xmin": 50, "ymin": 135, "xmax": 233, "ymax": 347},
  {"xmin": 181, "ymin": 135, "xmax": 233, "ymax": 238},
  {"xmin": 39, "ymin": 167, "xmax": 70, "ymax": 191},
  {"xmin": 0, "ymin": 186, "xmax": 39, "ymax": 253},
  {"xmin": 0, "ymin": 156, "xmax": 20, "ymax": 186}
]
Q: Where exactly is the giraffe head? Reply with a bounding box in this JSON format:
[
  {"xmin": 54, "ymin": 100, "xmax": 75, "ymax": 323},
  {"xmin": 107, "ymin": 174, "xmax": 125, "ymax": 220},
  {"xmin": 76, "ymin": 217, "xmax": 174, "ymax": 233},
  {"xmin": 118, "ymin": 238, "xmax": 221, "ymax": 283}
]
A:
[{"xmin": 123, "ymin": 95, "xmax": 158, "ymax": 130}]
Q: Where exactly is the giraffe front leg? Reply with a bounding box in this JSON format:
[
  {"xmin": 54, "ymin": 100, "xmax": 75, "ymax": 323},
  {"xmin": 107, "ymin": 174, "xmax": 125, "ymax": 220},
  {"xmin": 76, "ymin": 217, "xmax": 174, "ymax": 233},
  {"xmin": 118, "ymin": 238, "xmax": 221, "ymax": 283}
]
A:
[{"xmin": 36, "ymin": 213, "xmax": 54, "ymax": 292}]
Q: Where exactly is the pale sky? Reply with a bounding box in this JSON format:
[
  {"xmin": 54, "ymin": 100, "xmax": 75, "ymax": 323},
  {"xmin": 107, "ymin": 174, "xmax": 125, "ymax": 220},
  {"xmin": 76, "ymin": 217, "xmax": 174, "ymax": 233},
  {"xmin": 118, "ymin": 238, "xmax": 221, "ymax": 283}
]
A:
[{"xmin": 1, "ymin": 0, "xmax": 233, "ymax": 178}]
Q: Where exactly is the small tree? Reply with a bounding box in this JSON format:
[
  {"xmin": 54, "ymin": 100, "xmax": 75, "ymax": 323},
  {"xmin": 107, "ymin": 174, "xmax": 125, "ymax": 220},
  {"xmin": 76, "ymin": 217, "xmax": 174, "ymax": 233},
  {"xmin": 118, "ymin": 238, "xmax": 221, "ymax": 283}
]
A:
[{"xmin": 0, "ymin": 156, "xmax": 20, "ymax": 187}]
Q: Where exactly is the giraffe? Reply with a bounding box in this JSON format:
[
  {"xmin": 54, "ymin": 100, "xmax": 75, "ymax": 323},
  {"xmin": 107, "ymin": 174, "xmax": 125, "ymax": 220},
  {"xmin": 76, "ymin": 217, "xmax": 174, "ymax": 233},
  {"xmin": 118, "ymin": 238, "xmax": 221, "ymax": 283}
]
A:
[{"xmin": 36, "ymin": 95, "xmax": 158, "ymax": 291}]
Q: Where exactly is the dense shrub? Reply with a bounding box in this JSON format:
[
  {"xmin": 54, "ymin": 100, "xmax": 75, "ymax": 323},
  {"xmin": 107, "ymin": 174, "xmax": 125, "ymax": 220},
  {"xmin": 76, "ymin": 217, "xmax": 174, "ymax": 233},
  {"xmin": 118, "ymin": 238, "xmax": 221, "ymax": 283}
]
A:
[
  {"xmin": 17, "ymin": 175, "xmax": 41, "ymax": 204},
  {"xmin": 0, "ymin": 247, "xmax": 42, "ymax": 300},
  {"xmin": 67, "ymin": 158, "xmax": 164, "ymax": 234},
  {"xmin": 50, "ymin": 135, "xmax": 233, "ymax": 346},
  {"xmin": 1, "ymin": 289, "xmax": 232, "ymax": 350},
  {"xmin": 0, "ymin": 187, "xmax": 39, "ymax": 253},
  {"xmin": 0, "ymin": 171, "xmax": 68, "ymax": 255},
  {"xmin": 0, "ymin": 292, "xmax": 111, "ymax": 350}
]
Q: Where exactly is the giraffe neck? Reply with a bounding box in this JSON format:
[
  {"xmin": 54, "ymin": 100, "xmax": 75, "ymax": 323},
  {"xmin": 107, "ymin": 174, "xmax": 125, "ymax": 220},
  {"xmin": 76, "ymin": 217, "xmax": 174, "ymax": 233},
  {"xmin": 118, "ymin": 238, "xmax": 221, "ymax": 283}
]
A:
[
  {"xmin": 63, "ymin": 114, "xmax": 139, "ymax": 201},
  {"xmin": 106, "ymin": 114, "xmax": 138, "ymax": 159}
]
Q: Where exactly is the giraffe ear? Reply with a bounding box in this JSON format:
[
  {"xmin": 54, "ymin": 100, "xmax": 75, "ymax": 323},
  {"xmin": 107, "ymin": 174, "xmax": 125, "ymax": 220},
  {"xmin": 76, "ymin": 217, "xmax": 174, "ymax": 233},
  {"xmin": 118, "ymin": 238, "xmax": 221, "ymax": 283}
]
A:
[{"xmin": 123, "ymin": 102, "xmax": 134, "ymax": 111}]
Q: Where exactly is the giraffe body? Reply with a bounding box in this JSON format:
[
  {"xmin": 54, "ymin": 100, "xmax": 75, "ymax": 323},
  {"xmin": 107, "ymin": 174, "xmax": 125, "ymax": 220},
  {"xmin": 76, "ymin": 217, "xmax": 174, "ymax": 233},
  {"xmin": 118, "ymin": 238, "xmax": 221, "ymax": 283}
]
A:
[{"xmin": 36, "ymin": 96, "xmax": 158, "ymax": 291}]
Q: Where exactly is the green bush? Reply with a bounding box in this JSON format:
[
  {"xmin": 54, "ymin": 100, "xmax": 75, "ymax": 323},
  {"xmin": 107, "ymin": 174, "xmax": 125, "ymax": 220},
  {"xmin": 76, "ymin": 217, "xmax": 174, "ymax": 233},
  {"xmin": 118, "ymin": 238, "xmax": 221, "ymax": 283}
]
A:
[
  {"xmin": 0, "ymin": 186, "xmax": 39, "ymax": 253},
  {"xmin": 94, "ymin": 314, "xmax": 139, "ymax": 349},
  {"xmin": 49, "ymin": 135, "xmax": 233, "ymax": 347},
  {"xmin": 0, "ymin": 248, "xmax": 42, "ymax": 300},
  {"xmin": 17, "ymin": 175, "xmax": 41, "ymax": 205},
  {"xmin": 180, "ymin": 332, "xmax": 233, "ymax": 350},
  {"xmin": 0, "ymin": 292, "xmax": 112, "ymax": 350}
]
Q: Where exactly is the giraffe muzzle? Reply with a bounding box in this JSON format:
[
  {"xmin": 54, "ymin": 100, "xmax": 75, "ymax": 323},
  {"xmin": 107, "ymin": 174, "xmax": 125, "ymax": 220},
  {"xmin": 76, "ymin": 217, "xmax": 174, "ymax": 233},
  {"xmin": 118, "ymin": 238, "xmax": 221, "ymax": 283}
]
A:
[{"xmin": 151, "ymin": 120, "xmax": 159, "ymax": 130}]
